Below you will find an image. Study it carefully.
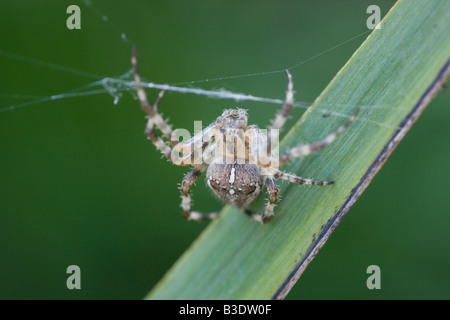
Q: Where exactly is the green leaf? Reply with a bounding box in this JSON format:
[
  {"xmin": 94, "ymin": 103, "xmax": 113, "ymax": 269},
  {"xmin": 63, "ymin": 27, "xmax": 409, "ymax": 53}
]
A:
[{"xmin": 147, "ymin": 0, "xmax": 450, "ymax": 299}]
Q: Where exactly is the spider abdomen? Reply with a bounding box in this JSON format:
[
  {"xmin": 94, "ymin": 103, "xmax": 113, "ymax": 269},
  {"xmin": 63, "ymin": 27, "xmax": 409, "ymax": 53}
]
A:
[{"xmin": 206, "ymin": 162, "xmax": 263, "ymax": 208}]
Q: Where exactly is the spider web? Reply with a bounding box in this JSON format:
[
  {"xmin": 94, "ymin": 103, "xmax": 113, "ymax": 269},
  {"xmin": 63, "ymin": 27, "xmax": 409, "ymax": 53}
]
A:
[{"xmin": 0, "ymin": 1, "xmax": 398, "ymax": 130}]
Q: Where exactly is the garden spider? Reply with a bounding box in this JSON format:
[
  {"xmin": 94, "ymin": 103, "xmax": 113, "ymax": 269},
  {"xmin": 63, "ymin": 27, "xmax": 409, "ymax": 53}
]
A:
[{"xmin": 131, "ymin": 47, "xmax": 358, "ymax": 223}]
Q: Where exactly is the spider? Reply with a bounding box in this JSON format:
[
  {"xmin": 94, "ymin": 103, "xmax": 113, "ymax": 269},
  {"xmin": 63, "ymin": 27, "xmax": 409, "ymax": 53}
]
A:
[{"xmin": 131, "ymin": 47, "xmax": 358, "ymax": 223}]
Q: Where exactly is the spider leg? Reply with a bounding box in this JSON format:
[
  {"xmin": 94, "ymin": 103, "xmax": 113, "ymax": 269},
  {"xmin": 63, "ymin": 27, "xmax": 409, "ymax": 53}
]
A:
[
  {"xmin": 131, "ymin": 46, "xmax": 176, "ymax": 146},
  {"xmin": 132, "ymin": 47, "xmax": 199, "ymax": 166},
  {"xmin": 262, "ymin": 176, "xmax": 279, "ymax": 223},
  {"xmin": 266, "ymin": 70, "xmax": 294, "ymax": 156},
  {"xmin": 271, "ymin": 168, "xmax": 334, "ymax": 186},
  {"xmin": 279, "ymin": 109, "xmax": 359, "ymax": 166},
  {"xmin": 242, "ymin": 176, "xmax": 279, "ymax": 224},
  {"xmin": 181, "ymin": 165, "xmax": 219, "ymax": 221},
  {"xmin": 270, "ymin": 70, "xmax": 294, "ymax": 131}
]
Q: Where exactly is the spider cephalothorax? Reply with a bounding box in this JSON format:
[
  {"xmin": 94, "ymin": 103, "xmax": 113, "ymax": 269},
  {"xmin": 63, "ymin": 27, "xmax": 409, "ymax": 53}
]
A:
[{"xmin": 131, "ymin": 47, "xmax": 358, "ymax": 223}]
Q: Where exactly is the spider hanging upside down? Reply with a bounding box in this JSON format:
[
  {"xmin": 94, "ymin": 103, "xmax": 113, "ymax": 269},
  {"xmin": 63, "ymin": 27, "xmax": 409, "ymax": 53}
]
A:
[{"xmin": 131, "ymin": 47, "xmax": 358, "ymax": 223}]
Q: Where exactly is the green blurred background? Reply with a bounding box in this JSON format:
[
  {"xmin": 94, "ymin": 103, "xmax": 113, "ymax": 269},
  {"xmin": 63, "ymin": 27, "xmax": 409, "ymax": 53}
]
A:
[{"xmin": 0, "ymin": 0, "xmax": 448, "ymax": 299}]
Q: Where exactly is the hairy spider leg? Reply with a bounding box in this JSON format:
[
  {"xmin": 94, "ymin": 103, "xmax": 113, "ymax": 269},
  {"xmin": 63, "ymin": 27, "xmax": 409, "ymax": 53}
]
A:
[
  {"xmin": 267, "ymin": 69, "xmax": 294, "ymax": 156},
  {"xmin": 181, "ymin": 165, "xmax": 219, "ymax": 221},
  {"xmin": 261, "ymin": 176, "xmax": 280, "ymax": 223},
  {"xmin": 132, "ymin": 47, "xmax": 204, "ymax": 166},
  {"xmin": 279, "ymin": 108, "xmax": 359, "ymax": 166},
  {"xmin": 270, "ymin": 168, "xmax": 334, "ymax": 185},
  {"xmin": 131, "ymin": 47, "xmax": 177, "ymax": 147},
  {"xmin": 270, "ymin": 70, "xmax": 294, "ymax": 131}
]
